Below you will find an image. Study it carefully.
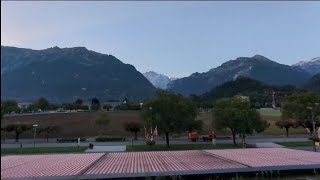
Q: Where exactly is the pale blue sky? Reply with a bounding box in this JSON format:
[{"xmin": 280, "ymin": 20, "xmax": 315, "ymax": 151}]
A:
[{"xmin": 1, "ymin": 1, "xmax": 320, "ymax": 78}]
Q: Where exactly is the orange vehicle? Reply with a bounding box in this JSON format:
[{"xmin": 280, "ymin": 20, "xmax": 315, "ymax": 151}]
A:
[
  {"xmin": 188, "ymin": 132, "xmax": 200, "ymax": 142},
  {"xmin": 188, "ymin": 132, "xmax": 216, "ymax": 142}
]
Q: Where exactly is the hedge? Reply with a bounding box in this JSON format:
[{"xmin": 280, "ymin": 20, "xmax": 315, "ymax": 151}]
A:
[
  {"xmin": 95, "ymin": 136, "xmax": 126, "ymax": 142},
  {"xmin": 57, "ymin": 138, "xmax": 86, "ymax": 143}
]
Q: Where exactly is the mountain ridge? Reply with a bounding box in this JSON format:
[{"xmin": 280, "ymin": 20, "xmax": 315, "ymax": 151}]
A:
[
  {"xmin": 167, "ymin": 55, "xmax": 312, "ymax": 95},
  {"xmin": 1, "ymin": 46, "xmax": 156, "ymax": 103}
]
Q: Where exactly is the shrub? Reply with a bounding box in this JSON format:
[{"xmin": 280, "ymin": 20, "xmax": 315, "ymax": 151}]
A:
[
  {"xmin": 57, "ymin": 138, "xmax": 86, "ymax": 143},
  {"xmin": 146, "ymin": 139, "xmax": 155, "ymax": 146},
  {"xmin": 95, "ymin": 136, "xmax": 126, "ymax": 142}
]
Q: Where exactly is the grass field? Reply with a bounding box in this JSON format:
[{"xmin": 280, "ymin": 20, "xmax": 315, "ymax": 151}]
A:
[
  {"xmin": 1, "ymin": 147, "xmax": 87, "ymax": 155},
  {"xmin": 126, "ymin": 143, "xmax": 252, "ymax": 152},
  {"xmin": 1, "ymin": 111, "xmax": 308, "ymax": 140},
  {"xmin": 258, "ymin": 108, "xmax": 281, "ymax": 117},
  {"xmin": 276, "ymin": 141, "xmax": 314, "ymax": 147}
]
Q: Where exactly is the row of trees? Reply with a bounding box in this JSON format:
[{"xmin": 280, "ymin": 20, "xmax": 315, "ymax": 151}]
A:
[
  {"xmin": 2, "ymin": 91, "xmax": 318, "ymax": 146},
  {"xmin": 138, "ymin": 91, "xmax": 268, "ymax": 147},
  {"xmin": 1, "ymin": 124, "xmax": 58, "ymax": 142},
  {"xmin": 140, "ymin": 91, "xmax": 320, "ymax": 147},
  {"xmin": 1, "ymin": 97, "xmax": 146, "ymax": 118}
]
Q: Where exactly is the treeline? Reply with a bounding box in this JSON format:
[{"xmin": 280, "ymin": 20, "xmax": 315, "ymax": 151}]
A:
[
  {"xmin": 190, "ymin": 77, "xmax": 307, "ymax": 109},
  {"xmin": 1, "ymin": 97, "xmax": 145, "ymax": 117}
]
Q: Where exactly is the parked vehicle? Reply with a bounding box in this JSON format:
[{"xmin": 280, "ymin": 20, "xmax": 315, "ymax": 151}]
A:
[
  {"xmin": 188, "ymin": 132, "xmax": 216, "ymax": 142},
  {"xmin": 188, "ymin": 132, "xmax": 200, "ymax": 142}
]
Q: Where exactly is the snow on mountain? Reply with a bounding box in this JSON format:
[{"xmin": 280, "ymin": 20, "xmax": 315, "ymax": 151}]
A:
[
  {"xmin": 293, "ymin": 57, "xmax": 320, "ymax": 75},
  {"xmin": 143, "ymin": 71, "xmax": 177, "ymax": 89}
]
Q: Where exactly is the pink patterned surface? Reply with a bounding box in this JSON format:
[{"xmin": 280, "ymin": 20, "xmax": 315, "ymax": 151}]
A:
[
  {"xmin": 1, "ymin": 153, "xmax": 104, "ymax": 179},
  {"xmin": 1, "ymin": 155, "xmax": 47, "ymax": 171},
  {"xmin": 84, "ymin": 150, "xmax": 246, "ymax": 175},
  {"xmin": 204, "ymin": 148, "xmax": 320, "ymax": 167},
  {"xmin": 2, "ymin": 148, "xmax": 319, "ymax": 179}
]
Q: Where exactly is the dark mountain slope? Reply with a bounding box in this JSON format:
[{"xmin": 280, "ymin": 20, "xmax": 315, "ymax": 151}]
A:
[
  {"xmin": 1, "ymin": 46, "xmax": 156, "ymax": 103},
  {"xmin": 168, "ymin": 55, "xmax": 311, "ymax": 95}
]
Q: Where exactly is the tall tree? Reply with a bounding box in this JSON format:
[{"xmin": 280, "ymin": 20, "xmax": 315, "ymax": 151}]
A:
[
  {"xmin": 37, "ymin": 97, "xmax": 50, "ymax": 110},
  {"xmin": 1, "ymin": 100, "xmax": 19, "ymax": 114},
  {"xmin": 91, "ymin": 98, "xmax": 101, "ymax": 111},
  {"xmin": 124, "ymin": 121, "xmax": 141, "ymax": 140},
  {"xmin": 142, "ymin": 90, "xmax": 198, "ymax": 147},
  {"xmin": 75, "ymin": 98, "xmax": 83, "ymax": 106},
  {"xmin": 282, "ymin": 92, "xmax": 320, "ymax": 133},
  {"xmin": 3, "ymin": 124, "xmax": 32, "ymax": 142},
  {"xmin": 275, "ymin": 119, "xmax": 296, "ymax": 137},
  {"xmin": 213, "ymin": 97, "xmax": 269, "ymax": 145}
]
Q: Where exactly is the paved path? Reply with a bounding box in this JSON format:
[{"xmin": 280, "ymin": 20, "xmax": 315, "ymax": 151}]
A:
[
  {"xmin": 85, "ymin": 146, "xmax": 126, "ymax": 153},
  {"xmin": 255, "ymin": 142, "xmax": 284, "ymax": 148}
]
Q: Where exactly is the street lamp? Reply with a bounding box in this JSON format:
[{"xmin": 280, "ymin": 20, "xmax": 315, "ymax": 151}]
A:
[
  {"xmin": 149, "ymin": 107, "xmax": 153, "ymax": 141},
  {"xmin": 33, "ymin": 124, "xmax": 38, "ymax": 148},
  {"xmin": 307, "ymin": 106, "xmax": 317, "ymax": 152}
]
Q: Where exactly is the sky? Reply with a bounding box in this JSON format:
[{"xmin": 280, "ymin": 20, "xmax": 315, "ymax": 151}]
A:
[{"xmin": 1, "ymin": 1, "xmax": 320, "ymax": 78}]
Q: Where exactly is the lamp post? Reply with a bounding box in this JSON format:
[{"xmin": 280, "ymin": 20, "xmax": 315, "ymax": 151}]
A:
[
  {"xmin": 149, "ymin": 107, "xmax": 153, "ymax": 141},
  {"xmin": 307, "ymin": 106, "xmax": 318, "ymax": 152},
  {"xmin": 33, "ymin": 124, "xmax": 38, "ymax": 148}
]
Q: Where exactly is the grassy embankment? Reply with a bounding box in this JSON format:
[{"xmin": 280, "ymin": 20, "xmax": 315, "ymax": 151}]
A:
[
  {"xmin": 1, "ymin": 147, "xmax": 87, "ymax": 155},
  {"xmin": 126, "ymin": 143, "xmax": 252, "ymax": 152},
  {"xmin": 276, "ymin": 141, "xmax": 314, "ymax": 147}
]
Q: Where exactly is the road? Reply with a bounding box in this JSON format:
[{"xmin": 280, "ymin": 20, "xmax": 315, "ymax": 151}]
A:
[{"xmin": 1, "ymin": 136, "xmax": 310, "ymax": 148}]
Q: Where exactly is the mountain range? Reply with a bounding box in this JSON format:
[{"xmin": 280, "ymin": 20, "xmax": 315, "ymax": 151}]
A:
[
  {"xmin": 200, "ymin": 77, "xmax": 305, "ymax": 108},
  {"xmin": 167, "ymin": 55, "xmax": 314, "ymax": 95},
  {"xmin": 292, "ymin": 57, "xmax": 320, "ymax": 75},
  {"xmin": 1, "ymin": 46, "xmax": 156, "ymax": 103},
  {"xmin": 143, "ymin": 71, "xmax": 177, "ymax": 89},
  {"xmin": 1, "ymin": 45, "xmax": 319, "ymax": 103}
]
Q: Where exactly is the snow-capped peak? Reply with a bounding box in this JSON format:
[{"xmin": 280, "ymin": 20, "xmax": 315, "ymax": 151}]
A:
[
  {"xmin": 292, "ymin": 57, "xmax": 320, "ymax": 75},
  {"xmin": 143, "ymin": 71, "xmax": 178, "ymax": 89},
  {"xmin": 293, "ymin": 57, "xmax": 320, "ymax": 67}
]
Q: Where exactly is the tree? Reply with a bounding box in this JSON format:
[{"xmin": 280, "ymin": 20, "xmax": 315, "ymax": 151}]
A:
[
  {"xmin": 95, "ymin": 110, "xmax": 110, "ymax": 134},
  {"xmin": 37, "ymin": 97, "xmax": 50, "ymax": 110},
  {"xmin": 75, "ymin": 99, "xmax": 83, "ymax": 106},
  {"xmin": 124, "ymin": 121, "xmax": 141, "ymax": 140},
  {"xmin": 91, "ymin": 98, "xmax": 101, "ymax": 111},
  {"xmin": 1, "ymin": 100, "xmax": 19, "ymax": 114},
  {"xmin": 3, "ymin": 124, "xmax": 32, "ymax": 142},
  {"xmin": 1, "ymin": 112, "xmax": 3, "ymax": 120},
  {"xmin": 39, "ymin": 126, "xmax": 59, "ymax": 142},
  {"xmin": 213, "ymin": 97, "xmax": 269, "ymax": 145},
  {"xmin": 142, "ymin": 90, "xmax": 198, "ymax": 147},
  {"xmin": 282, "ymin": 92, "xmax": 320, "ymax": 134},
  {"xmin": 186, "ymin": 120, "xmax": 203, "ymax": 133},
  {"xmin": 103, "ymin": 104, "xmax": 112, "ymax": 111},
  {"xmin": 275, "ymin": 119, "xmax": 296, "ymax": 137}
]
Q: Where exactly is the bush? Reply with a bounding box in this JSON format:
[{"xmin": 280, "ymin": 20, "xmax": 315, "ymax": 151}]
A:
[
  {"xmin": 95, "ymin": 136, "xmax": 126, "ymax": 142},
  {"xmin": 146, "ymin": 139, "xmax": 155, "ymax": 146},
  {"xmin": 89, "ymin": 143, "xmax": 94, "ymax": 149},
  {"xmin": 57, "ymin": 138, "xmax": 86, "ymax": 143}
]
